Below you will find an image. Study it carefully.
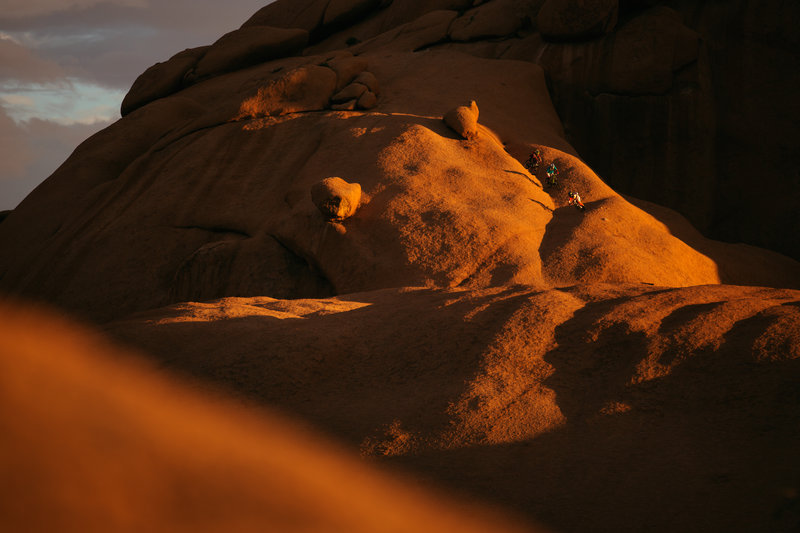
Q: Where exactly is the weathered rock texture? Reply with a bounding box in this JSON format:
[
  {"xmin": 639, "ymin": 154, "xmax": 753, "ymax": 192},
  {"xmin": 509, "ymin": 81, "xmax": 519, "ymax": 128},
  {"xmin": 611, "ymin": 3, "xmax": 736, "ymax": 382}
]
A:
[
  {"xmin": 528, "ymin": 1, "xmax": 799, "ymax": 260},
  {"xmin": 120, "ymin": 46, "xmax": 209, "ymax": 116},
  {"xmin": 0, "ymin": 302, "xmax": 541, "ymax": 533},
  {"xmin": 538, "ymin": 0, "xmax": 618, "ymax": 39},
  {"xmin": 106, "ymin": 283, "xmax": 800, "ymax": 533},
  {"xmin": 192, "ymin": 26, "xmax": 309, "ymax": 80}
]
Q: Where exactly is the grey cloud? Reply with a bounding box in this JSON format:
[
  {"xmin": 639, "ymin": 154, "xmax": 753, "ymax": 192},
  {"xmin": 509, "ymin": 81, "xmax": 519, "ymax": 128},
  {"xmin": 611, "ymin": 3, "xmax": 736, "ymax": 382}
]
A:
[
  {"xmin": 0, "ymin": 37, "xmax": 66, "ymax": 83},
  {"xmin": 1, "ymin": 0, "xmax": 146, "ymax": 20},
  {"xmin": 0, "ymin": 104, "xmax": 112, "ymax": 210},
  {"xmin": 0, "ymin": 105, "xmax": 32, "ymax": 178},
  {"xmin": 0, "ymin": 1, "xmax": 274, "ymax": 90},
  {"xmin": 0, "ymin": 0, "xmax": 276, "ymax": 208}
]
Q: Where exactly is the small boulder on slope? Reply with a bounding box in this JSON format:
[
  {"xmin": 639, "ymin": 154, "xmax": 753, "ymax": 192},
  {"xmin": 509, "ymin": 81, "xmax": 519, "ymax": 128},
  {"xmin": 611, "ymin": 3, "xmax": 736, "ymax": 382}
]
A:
[
  {"xmin": 443, "ymin": 100, "xmax": 480, "ymax": 140},
  {"xmin": 311, "ymin": 177, "xmax": 362, "ymax": 220},
  {"xmin": 332, "ymin": 82, "xmax": 368, "ymax": 103}
]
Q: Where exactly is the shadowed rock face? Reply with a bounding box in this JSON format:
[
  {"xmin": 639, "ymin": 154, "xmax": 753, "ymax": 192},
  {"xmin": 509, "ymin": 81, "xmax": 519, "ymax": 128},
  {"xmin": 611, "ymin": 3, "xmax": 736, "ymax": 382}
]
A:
[
  {"xmin": 0, "ymin": 302, "xmax": 542, "ymax": 533},
  {"xmin": 105, "ymin": 283, "xmax": 800, "ymax": 533},
  {"xmin": 527, "ymin": 1, "xmax": 800, "ymax": 260}
]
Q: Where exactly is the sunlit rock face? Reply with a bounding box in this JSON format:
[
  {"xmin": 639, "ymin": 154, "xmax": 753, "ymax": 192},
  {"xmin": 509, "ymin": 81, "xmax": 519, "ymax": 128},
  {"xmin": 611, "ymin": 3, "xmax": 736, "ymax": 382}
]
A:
[{"xmin": 105, "ymin": 283, "xmax": 800, "ymax": 533}]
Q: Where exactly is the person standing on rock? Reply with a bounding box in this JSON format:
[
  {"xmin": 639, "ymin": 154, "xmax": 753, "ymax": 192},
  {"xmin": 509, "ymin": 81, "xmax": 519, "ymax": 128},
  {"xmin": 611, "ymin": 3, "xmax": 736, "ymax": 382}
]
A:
[
  {"xmin": 545, "ymin": 162, "xmax": 559, "ymax": 188},
  {"xmin": 567, "ymin": 191, "xmax": 585, "ymax": 211},
  {"xmin": 524, "ymin": 149, "xmax": 542, "ymax": 174}
]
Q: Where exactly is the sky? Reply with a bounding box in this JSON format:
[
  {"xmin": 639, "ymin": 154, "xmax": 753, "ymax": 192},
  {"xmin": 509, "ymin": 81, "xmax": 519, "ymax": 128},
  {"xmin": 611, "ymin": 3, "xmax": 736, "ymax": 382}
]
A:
[{"xmin": 0, "ymin": 0, "xmax": 275, "ymax": 211}]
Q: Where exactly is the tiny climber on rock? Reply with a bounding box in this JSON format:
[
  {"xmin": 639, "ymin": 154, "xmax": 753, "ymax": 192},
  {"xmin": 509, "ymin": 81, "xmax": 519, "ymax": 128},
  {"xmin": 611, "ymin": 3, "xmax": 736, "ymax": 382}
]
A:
[{"xmin": 567, "ymin": 191, "xmax": 585, "ymax": 211}]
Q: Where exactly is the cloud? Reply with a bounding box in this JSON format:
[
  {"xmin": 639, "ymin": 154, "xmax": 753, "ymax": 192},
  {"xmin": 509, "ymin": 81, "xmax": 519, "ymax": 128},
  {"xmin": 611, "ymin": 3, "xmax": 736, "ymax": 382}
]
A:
[
  {"xmin": 0, "ymin": 0, "xmax": 276, "ymax": 209},
  {"xmin": 0, "ymin": 33, "xmax": 66, "ymax": 83},
  {"xmin": 0, "ymin": 1, "xmax": 273, "ymax": 90},
  {"xmin": 0, "ymin": 103, "xmax": 113, "ymax": 210},
  {"xmin": 0, "ymin": 0, "xmax": 146, "ymax": 19},
  {"xmin": 0, "ymin": 80, "xmax": 125, "ymax": 124}
]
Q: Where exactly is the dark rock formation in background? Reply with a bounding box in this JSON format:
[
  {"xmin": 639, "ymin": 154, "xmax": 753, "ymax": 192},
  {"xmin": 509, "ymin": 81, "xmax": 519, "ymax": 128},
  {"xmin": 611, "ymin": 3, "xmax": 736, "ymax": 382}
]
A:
[{"xmin": 530, "ymin": 0, "xmax": 800, "ymax": 261}]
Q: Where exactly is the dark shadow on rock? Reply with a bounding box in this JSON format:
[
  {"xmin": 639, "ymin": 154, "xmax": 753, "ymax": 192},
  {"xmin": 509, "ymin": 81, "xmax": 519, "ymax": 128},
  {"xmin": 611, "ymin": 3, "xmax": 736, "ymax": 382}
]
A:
[
  {"xmin": 538, "ymin": 205, "xmax": 585, "ymax": 262},
  {"xmin": 529, "ymin": 198, "xmax": 553, "ymax": 212},
  {"xmin": 106, "ymin": 287, "xmax": 541, "ymax": 448},
  {"xmin": 382, "ymin": 319, "xmax": 800, "ymax": 533},
  {"xmin": 504, "ymin": 169, "xmax": 541, "ymax": 188},
  {"xmin": 543, "ymin": 295, "xmax": 652, "ymax": 422},
  {"xmin": 624, "ymin": 194, "xmax": 800, "ymax": 289}
]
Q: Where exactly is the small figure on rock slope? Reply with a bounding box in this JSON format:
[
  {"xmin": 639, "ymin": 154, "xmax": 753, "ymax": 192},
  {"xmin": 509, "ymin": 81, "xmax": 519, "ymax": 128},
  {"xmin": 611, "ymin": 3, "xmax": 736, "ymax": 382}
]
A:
[
  {"xmin": 524, "ymin": 149, "xmax": 542, "ymax": 174},
  {"xmin": 567, "ymin": 191, "xmax": 585, "ymax": 211},
  {"xmin": 545, "ymin": 162, "xmax": 559, "ymax": 188}
]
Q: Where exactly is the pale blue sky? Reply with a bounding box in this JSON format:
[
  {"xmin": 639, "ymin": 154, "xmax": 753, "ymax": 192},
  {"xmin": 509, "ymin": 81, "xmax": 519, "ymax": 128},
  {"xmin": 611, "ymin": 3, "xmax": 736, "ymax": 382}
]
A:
[{"xmin": 0, "ymin": 0, "xmax": 274, "ymax": 210}]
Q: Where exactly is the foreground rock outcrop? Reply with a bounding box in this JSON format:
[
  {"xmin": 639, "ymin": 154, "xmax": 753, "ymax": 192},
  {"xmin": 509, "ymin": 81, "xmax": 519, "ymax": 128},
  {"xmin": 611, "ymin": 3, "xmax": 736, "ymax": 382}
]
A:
[
  {"xmin": 106, "ymin": 283, "xmax": 800, "ymax": 533},
  {"xmin": 0, "ymin": 302, "xmax": 540, "ymax": 533}
]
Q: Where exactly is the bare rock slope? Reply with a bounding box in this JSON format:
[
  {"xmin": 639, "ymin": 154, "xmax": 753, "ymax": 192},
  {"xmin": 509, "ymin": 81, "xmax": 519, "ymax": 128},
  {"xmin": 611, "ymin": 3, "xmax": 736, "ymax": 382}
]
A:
[
  {"xmin": 0, "ymin": 302, "xmax": 540, "ymax": 533},
  {"xmin": 0, "ymin": 3, "xmax": 797, "ymax": 321},
  {"xmin": 106, "ymin": 283, "xmax": 800, "ymax": 533},
  {"xmin": 0, "ymin": 1, "xmax": 799, "ymax": 532}
]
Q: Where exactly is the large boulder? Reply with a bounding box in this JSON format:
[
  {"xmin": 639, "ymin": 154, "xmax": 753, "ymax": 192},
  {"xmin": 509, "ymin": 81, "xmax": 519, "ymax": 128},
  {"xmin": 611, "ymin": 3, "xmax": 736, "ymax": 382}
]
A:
[
  {"xmin": 349, "ymin": 10, "xmax": 460, "ymax": 54},
  {"xmin": 537, "ymin": 0, "xmax": 618, "ymax": 40},
  {"xmin": 520, "ymin": 1, "xmax": 800, "ymax": 260},
  {"xmin": 106, "ymin": 283, "xmax": 800, "ymax": 533},
  {"xmin": 241, "ymin": 0, "xmax": 330, "ymax": 32},
  {"xmin": 357, "ymin": 90, "xmax": 378, "ymax": 109},
  {"xmin": 332, "ymin": 82, "xmax": 368, "ymax": 103},
  {"xmin": 193, "ymin": 26, "xmax": 308, "ymax": 80},
  {"xmin": 323, "ymin": 0, "xmax": 383, "ymax": 29},
  {"xmin": 0, "ymin": 302, "xmax": 542, "ymax": 533},
  {"xmin": 379, "ymin": 0, "xmax": 474, "ymax": 31},
  {"xmin": 353, "ymin": 71, "xmax": 380, "ymax": 95},
  {"xmin": 242, "ymin": 0, "xmax": 382, "ymax": 40},
  {"xmin": 589, "ymin": 7, "xmax": 699, "ymax": 95},
  {"xmin": 121, "ymin": 46, "xmax": 208, "ymax": 116},
  {"xmin": 449, "ymin": 0, "xmax": 527, "ymax": 41},
  {"xmin": 326, "ymin": 55, "xmax": 369, "ymax": 91}
]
